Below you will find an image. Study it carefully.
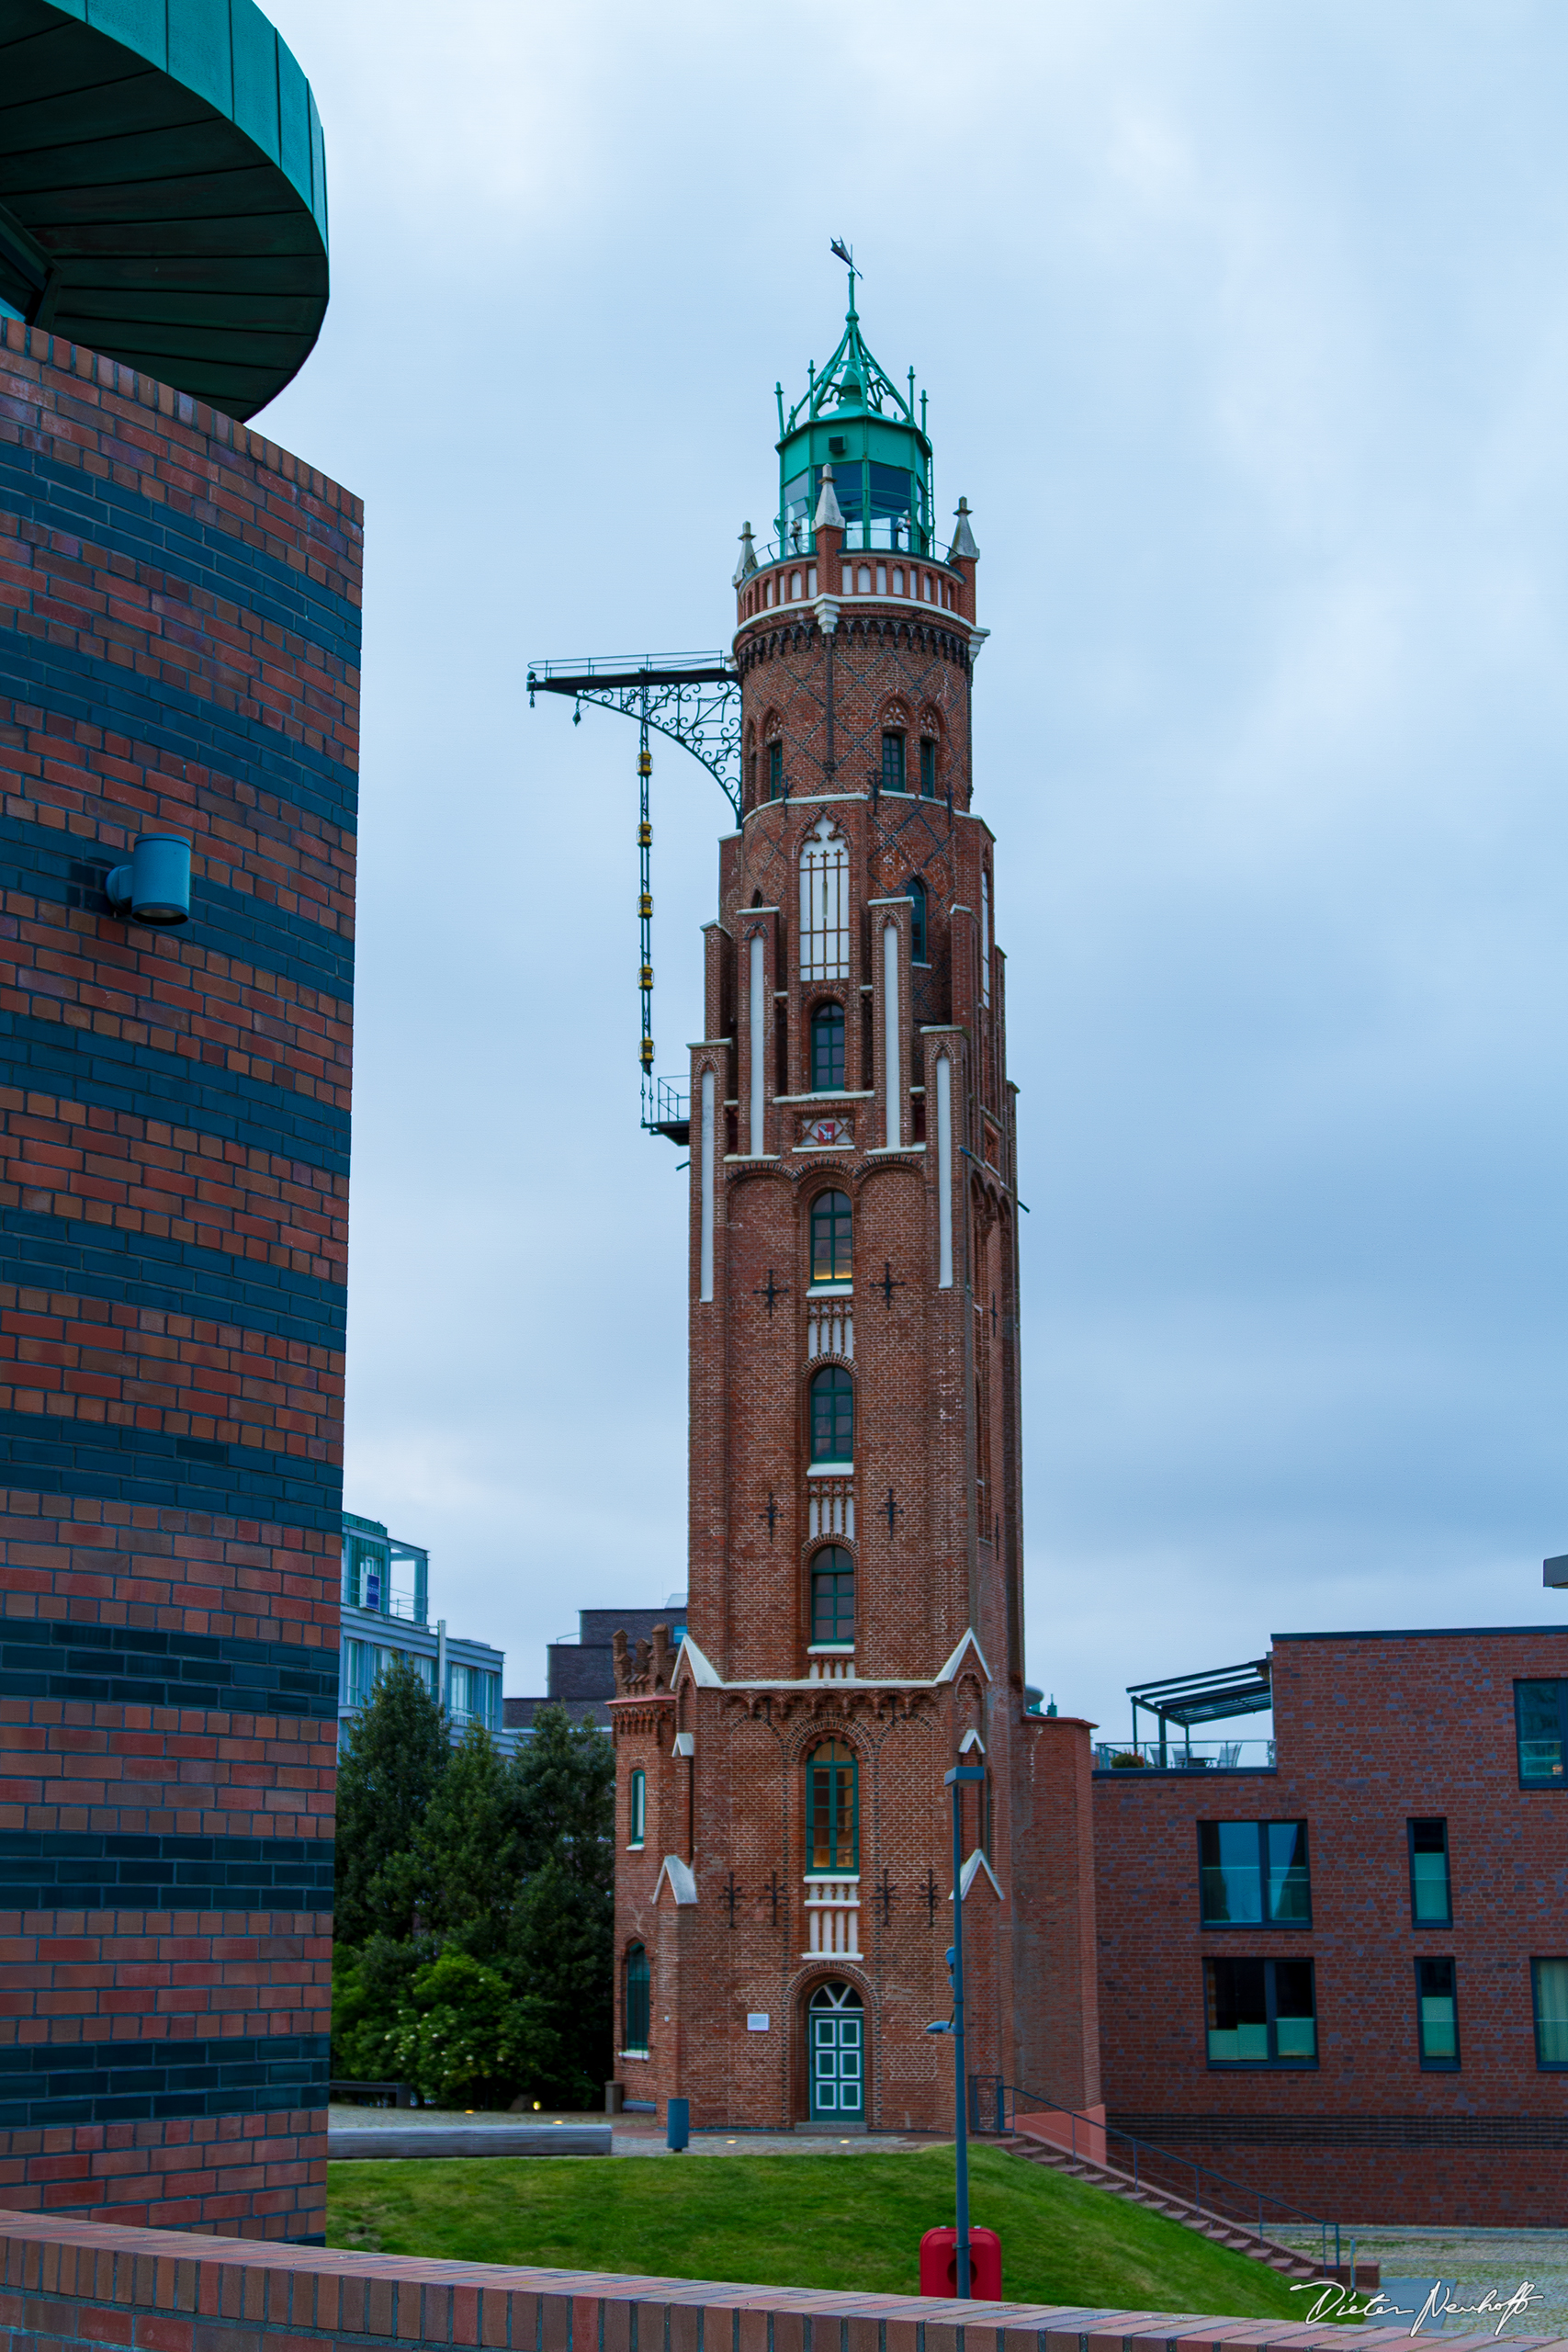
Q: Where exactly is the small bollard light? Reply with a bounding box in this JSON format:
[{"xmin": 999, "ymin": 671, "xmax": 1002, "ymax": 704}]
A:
[
  {"xmin": 667, "ymin": 2096, "xmax": 690, "ymax": 2153},
  {"xmin": 106, "ymin": 833, "xmax": 191, "ymax": 926}
]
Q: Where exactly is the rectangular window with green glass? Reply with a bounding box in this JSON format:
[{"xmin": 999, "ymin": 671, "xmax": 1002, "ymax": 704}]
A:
[
  {"xmin": 1198, "ymin": 1820, "xmax": 1311, "ymax": 1925},
  {"xmin": 1408, "ymin": 1818, "xmax": 1451, "ymax": 1924},
  {"xmin": 1204, "ymin": 1957, "xmax": 1316, "ymax": 2067},
  {"xmin": 1516, "ymin": 1682, "xmax": 1568, "ymax": 1785},
  {"xmin": 1532, "ymin": 1959, "xmax": 1568, "ymax": 2068},
  {"xmin": 1416, "ymin": 1957, "xmax": 1459, "ymax": 2068}
]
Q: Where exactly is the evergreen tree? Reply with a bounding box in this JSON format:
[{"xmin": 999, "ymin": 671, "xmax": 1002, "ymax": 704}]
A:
[
  {"xmin": 415, "ymin": 1720, "xmax": 515, "ymax": 1958},
  {"xmin": 334, "ymin": 1654, "xmax": 449, "ymax": 1945},
  {"xmin": 502, "ymin": 1705, "xmax": 615, "ymax": 2105}
]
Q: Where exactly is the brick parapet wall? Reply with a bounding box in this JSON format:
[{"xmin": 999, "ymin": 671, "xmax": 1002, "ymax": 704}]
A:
[
  {"xmin": 0, "ymin": 2211, "xmax": 1547, "ymax": 2352},
  {"xmin": 0, "ymin": 322, "xmax": 359, "ymax": 2236}
]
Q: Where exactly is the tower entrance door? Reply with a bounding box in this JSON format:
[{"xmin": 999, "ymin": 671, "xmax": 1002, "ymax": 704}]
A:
[{"xmin": 807, "ymin": 1980, "xmax": 864, "ymax": 2122}]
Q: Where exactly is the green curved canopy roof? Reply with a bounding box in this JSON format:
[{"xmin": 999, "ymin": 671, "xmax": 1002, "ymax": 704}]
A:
[{"xmin": 0, "ymin": 0, "xmax": 329, "ymax": 420}]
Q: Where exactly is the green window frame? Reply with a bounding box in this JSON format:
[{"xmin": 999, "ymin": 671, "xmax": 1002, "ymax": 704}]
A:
[
  {"xmin": 919, "ymin": 737, "xmax": 938, "ymax": 799},
  {"xmin": 1533, "ymin": 1959, "xmax": 1568, "ymax": 2068},
  {"xmin": 906, "ymin": 876, "xmax": 928, "ymax": 963},
  {"xmin": 628, "ymin": 1768, "xmax": 646, "ymax": 1849},
  {"xmin": 810, "ymin": 1545, "xmax": 854, "ymax": 1645},
  {"xmin": 623, "ymin": 1944, "xmax": 649, "ymax": 2052},
  {"xmin": 1408, "ymin": 1818, "xmax": 1451, "ymax": 1925},
  {"xmin": 806, "ymin": 1739, "xmax": 858, "ymax": 1873},
  {"xmin": 1516, "ymin": 1681, "xmax": 1568, "ymax": 1785},
  {"xmin": 1198, "ymin": 1820, "xmax": 1311, "ymax": 1926},
  {"xmin": 768, "ymin": 740, "xmax": 784, "ymax": 799},
  {"xmin": 1204, "ymin": 1956, "xmax": 1316, "ymax": 2067},
  {"xmin": 810, "ymin": 1002, "xmax": 846, "ymax": 1091},
  {"xmin": 1416, "ymin": 1957, "xmax": 1459, "ymax": 2068},
  {"xmin": 809, "ymin": 1364, "xmax": 854, "ymax": 1465},
  {"xmin": 810, "ymin": 1188, "xmax": 852, "ymax": 1283},
  {"xmin": 881, "ymin": 732, "xmax": 908, "ymax": 794}
]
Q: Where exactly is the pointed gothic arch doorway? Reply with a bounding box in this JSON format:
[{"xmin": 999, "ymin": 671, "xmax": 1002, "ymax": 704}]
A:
[{"xmin": 807, "ymin": 1979, "xmax": 864, "ymax": 2123}]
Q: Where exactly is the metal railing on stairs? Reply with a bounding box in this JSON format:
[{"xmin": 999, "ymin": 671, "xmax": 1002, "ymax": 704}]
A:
[{"xmin": 968, "ymin": 2075, "xmax": 1342, "ymax": 2277}]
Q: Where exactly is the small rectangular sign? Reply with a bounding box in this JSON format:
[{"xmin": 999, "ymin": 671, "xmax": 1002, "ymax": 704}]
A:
[{"xmin": 746, "ymin": 2013, "xmax": 770, "ymax": 2031}]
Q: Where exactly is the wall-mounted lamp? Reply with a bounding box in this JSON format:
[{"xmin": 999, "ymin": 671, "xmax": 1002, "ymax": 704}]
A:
[{"xmin": 106, "ymin": 834, "xmax": 191, "ymax": 926}]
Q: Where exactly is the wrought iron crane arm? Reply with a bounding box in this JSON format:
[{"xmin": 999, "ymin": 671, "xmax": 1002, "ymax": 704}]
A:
[
  {"xmin": 528, "ymin": 651, "xmax": 742, "ymax": 1138},
  {"xmin": 526, "ymin": 652, "xmax": 742, "ymax": 819}
]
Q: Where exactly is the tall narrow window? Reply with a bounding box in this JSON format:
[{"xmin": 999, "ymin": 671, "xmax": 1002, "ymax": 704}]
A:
[
  {"xmin": 980, "ymin": 867, "xmax": 991, "ymax": 1007},
  {"xmin": 768, "ymin": 740, "xmax": 784, "ymax": 799},
  {"xmin": 881, "ymin": 731, "xmax": 907, "ymax": 793},
  {"xmin": 810, "ymin": 1188, "xmax": 852, "ymax": 1283},
  {"xmin": 806, "ymin": 1739, "xmax": 858, "ymax": 1872},
  {"xmin": 1204, "ymin": 1957, "xmax": 1316, "ymax": 2066},
  {"xmin": 1409, "ymin": 1819, "xmax": 1451, "ymax": 1924},
  {"xmin": 1517, "ymin": 1681, "xmax": 1568, "ymax": 1783},
  {"xmin": 810, "ymin": 1002, "xmax": 845, "ymax": 1091},
  {"xmin": 748, "ymin": 750, "xmax": 758, "ymax": 803},
  {"xmin": 906, "ymin": 876, "xmax": 928, "ymax": 962},
  {"xmin": 809, "ymin": 1364, "xmax": 854, "ymax": 1464},
  {"xmin": 627, "ymin": 1768, "xmax": 646, "ymax": 1849},
  {"xmin": 800, "ymin": 818, "xmax": 849, "ymax": 979},
  {"xmin": 623, "ymin": 1944, "xmax": 649, "ymax": 2052},
  {"xmin": 919, "ymin": 738, "xmax": 938, "ymax": 799},
  {"xmin": 1533, "ymin": 1959, "xmax": 1568, "ymax": 2067},
  {"xmin": 1416, "ymin": 1958, "xmax": 1459, "ymax": 2067},
  {"xmin": 810, "ymin": 1545, "xmax": 855, "ymax": 1644}
]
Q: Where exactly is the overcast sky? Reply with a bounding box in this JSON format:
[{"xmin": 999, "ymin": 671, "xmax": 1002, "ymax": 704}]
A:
[{"xmin": 256, "ymin": 0, "xmax": 1568, "ymax": 1742}]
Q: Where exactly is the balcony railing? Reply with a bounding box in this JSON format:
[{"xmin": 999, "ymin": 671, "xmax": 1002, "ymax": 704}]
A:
[{"xmin": 1094, "ymin": 1737, "xmax": 1277, "ymax": 1773}]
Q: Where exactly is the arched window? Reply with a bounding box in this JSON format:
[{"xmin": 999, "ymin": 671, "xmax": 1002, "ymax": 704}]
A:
[
  {"xmin": 623, "ymin": 1943, "xmax": 649, "ymax": 2052},
  {"xmin": 806, "ymin": 1740, "xmax": 858, "ymax": 1873},
  {"xmin": 768, "ymin": 740, "xmax": 784, "ymax": 799},
  {"xmin": 810, "ymin": 1545, "xmax": 854, "ymax": 1645},
  {"xmin": 810, "ymin": 1364, "xmax": 854, "ymax": 1465},
  {"xmin": 810, "ymin": 1001, "xmax": 845, "ymax": 1091},
  {"xmin": 881, "ymin": 731, "xmax": 907, "ymax": 794},
  {"xmin": 905, "ymin": 876, "xmax": 928, "ymax": 963},
  {"xmin": 920, "ymin": 738, "xmax": 938, "ymax": 798},
  {"xmin": 627, "ymin": 1768, "xmax": 646, "ymax": 1848},
  {"xmin": 810, "ymin": 1188, "xmax": 852, "ymax": 1283},
  {"xmin": 981, "ymin": 867, "xmax": 992, "ymax": 1007},
  {"xmin": 800, "ymin": 817, "xmax": 849, "ymax": 979}
]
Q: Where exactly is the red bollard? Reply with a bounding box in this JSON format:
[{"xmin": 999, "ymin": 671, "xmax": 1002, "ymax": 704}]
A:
[{"xmin": 919, "ymin": 2226, "xmax": 1003, "ymax": 2299}]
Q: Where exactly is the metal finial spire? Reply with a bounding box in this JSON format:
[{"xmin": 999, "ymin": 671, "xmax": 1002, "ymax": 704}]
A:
[{"xmin": 830, "ymin": 236, "xmax": 860, "ymax": 316}]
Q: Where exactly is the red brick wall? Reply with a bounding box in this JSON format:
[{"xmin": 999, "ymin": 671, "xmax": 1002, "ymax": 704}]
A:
[
  {"xmin": 0, "ymin": 2206, "xmax": 1493, "ymax": 2352},
  {"xmin": 1093, "ymin": 1628, "xmax": 1568, "ymax": 2223},
  {"xmin": 0, "ymin": 322, "xmax": 360, "ymax": 2238},
  {"xmin": 613, "ymin": 525, "xmax": 1099, "ymax": 2131}
]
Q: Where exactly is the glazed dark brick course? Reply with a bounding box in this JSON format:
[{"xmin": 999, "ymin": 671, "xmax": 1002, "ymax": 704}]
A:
[
  {"xmin": 0, "ymin": 1832, "xmax": 333, "ymax": 1916},
  {"xmin": 1094, "ymin": 1626, "xmax": 1568, "ymax": 2223},
  {"xmin": 0, "ymin": 1212, "xmax": 344, "ymax": 1351},
  {"xmin": 0, "ymin": 2032, "xmax": 330, "ymax": 2130},
  {"xmin": 0, "ymin": 1623, "xmax": 338, "ymax": 1718},
  {"xmin": 0, "ymin": 322, "xmax": 356, "ymax": 2235}
]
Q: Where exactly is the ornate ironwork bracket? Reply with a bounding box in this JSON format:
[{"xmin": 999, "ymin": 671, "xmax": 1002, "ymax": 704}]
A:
[{"xmin": 527, "ymin": 652, "xmax": 742, "ymax": 820}]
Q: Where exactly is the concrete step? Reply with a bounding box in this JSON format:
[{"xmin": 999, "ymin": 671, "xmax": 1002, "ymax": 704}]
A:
[{"xmin": 998, "ymin": 2130, "xmax": 1330, "ymax": 2288}]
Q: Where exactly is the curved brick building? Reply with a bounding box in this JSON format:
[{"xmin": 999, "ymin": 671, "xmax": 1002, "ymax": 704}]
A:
[
  {"xmin": 612, "ymin": 289, "xmax": 1100, "ymax": 2132},
  {"xmin": 0, "ymin": 4, "xmax": 355, "ymax": 2240}
]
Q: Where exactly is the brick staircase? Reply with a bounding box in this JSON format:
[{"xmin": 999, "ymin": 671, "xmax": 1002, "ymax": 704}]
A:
[{"xmin": 998, "ymin": 2129, "xmax": 1328, "ymax": 2282}]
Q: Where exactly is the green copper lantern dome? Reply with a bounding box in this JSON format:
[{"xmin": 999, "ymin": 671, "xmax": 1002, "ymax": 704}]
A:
[
  {"xmin": 0, "ymin": 0, "xmax": 330, "ymax": 421},
  {"xmin": 775, "ymin": 270, "xmax": 933, "ymax": 559}
]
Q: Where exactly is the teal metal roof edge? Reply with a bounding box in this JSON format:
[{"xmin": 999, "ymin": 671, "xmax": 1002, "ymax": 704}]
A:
[{"xmin": 44, "ymin": 0, "xmax": 330, "ymax": 243}]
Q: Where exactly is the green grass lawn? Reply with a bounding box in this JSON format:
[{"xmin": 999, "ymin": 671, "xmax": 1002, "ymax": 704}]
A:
[{"xmin": 327, "ymin": 2143, "xmax": 1327, "ymax": 2319}]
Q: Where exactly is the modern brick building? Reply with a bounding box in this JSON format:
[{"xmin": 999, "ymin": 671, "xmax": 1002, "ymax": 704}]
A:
[
  {"xmin": 0, "ymin": 3, "xmax": 355, "ymax": 2241},
  {"xmin": 505, "ymin": 1600, "xmax": 686, "ymax": 1735},
  {"xmin": 610, "ymin": 282, "xmax": 1100, "ymax": 2133},
  {"xmin": 1093, "ymin": 1624, "xmax": 1568, "ymax": 2224}
]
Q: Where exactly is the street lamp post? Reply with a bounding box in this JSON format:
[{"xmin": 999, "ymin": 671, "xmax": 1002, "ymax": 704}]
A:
[{"xmin": 942, "ymin": 1762, "xmax": 987, "ymax": 2295}]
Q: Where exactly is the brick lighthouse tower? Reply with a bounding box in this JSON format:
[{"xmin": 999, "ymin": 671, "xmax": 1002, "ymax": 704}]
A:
[{"xmin": 610, "ymin": 277, "xmax": 1101, "ymax": 2133}]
